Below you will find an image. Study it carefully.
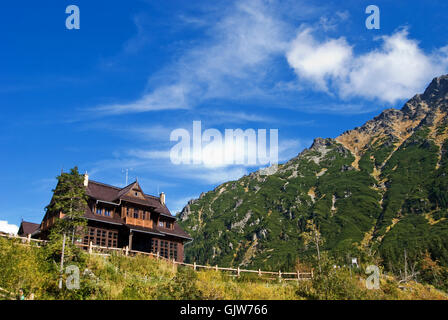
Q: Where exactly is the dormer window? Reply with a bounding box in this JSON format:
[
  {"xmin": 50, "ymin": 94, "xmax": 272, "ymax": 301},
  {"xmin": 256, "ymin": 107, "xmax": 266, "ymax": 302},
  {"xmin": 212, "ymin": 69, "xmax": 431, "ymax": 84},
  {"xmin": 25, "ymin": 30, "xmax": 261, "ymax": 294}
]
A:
[
  {"xmin": 95, "ymin": 206, "xmax": 112, "ymax": 217},
  {"xmin": 134, "ymin": 192, "xmax": 139, "ymax": 197}
]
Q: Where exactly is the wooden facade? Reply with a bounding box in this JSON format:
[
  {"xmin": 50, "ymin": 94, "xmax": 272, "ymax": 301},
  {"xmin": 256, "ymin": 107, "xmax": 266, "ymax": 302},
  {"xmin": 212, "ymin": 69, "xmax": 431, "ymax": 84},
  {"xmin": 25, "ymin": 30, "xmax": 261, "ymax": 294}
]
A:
[{"xmin": 21, "ymin": 175, "xmax": 191, "ymax": 262}]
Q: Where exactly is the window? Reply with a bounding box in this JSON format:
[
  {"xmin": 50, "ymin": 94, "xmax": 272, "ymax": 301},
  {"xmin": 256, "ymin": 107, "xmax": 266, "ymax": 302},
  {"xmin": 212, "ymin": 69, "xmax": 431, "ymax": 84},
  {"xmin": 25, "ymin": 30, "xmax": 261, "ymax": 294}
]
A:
[
  {"xmin": 142, "ymin": 211, "xmax": 146, "ymax": 220},
  {"xmin": 134, "ymin": 192, "xmax": 139, "ymax": 197},
  {"xmin": 95, "ymin": 206, "xmax": 112, "ymax": 217},
  {"xmin": 160, "ymin": 240, "xmax": 169, "ymax": 258},
  {"xmin": 134, "ymin": 208, "xmax": 139, "ymax": 219},
  {"xmin": 159, "ymin": 221, "xmax": 164, "ymax": 228},
  {"xmin": 126, "ymin": 207, "xmax": 130, "ymax": 217},
  {"xmin": 169, "ymin": 242, "xmax": 178, "ymax": 260},
  {"xmin": 148, "ymin": 239, "xmax": 177, "ymax": 260},
  {"xmin": 150, "ymin": 239, "xmax": 158, "ymax": 253},
  {"xmin": 166, "ymin": 221, "xmax": 172, "ymax": 229},
  {"xmin": 83, "ymin": 227, "xmax": 118, "ymax": 248}
]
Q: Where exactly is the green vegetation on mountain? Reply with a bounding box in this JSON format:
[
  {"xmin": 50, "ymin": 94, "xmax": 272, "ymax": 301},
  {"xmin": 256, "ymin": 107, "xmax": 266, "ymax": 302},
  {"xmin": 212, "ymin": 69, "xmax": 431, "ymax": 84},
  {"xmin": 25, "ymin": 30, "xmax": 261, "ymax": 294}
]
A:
[{"xmin": 178, "ymin": 75, "xmax": 448, "ymax": 291}]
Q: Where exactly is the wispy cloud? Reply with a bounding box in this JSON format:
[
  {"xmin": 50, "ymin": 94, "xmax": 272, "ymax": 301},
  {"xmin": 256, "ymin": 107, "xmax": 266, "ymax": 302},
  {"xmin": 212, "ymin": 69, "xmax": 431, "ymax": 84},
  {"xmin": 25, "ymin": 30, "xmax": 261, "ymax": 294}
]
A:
[
  {"xmin": 187, "ymin": 166, "xmax": 248, "ymax": 184},
  {"xmin": 95, "ymin": 84, "xmax": 190, "ymax": 114},
  {"xmin": 86, "ymin": 133, "xmax": 303, "ymax": 187},
  {"xmin": 93, "ymin": 0, "xmax": 289, "ymax": 115},
  {"xmin": 318, "ymin": 10, "xmax": 350, "ymax": 32}
]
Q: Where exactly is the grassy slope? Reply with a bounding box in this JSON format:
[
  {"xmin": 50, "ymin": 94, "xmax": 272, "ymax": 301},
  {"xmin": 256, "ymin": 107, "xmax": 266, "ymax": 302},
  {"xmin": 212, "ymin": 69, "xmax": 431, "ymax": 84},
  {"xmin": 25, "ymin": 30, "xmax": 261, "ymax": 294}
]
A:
[{"xmin": 0, "ymin": 237, "xmax": 446, "ymax": 300}]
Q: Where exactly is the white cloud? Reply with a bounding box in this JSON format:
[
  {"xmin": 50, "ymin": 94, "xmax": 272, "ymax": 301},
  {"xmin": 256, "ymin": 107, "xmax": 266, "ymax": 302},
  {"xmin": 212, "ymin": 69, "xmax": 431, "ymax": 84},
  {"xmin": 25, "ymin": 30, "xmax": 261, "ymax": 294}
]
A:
[
  {"xmin": 286, "ymin": 28, "xmax": 353, "ymax": 90},
  {"xmin": 286, "ymin": 28, "xmax": 448, "ymax": 104},
  {"xmin": 340, "ymin": 30, "xmax": 447, "ymax": 102},
  {"xmin": 0, "ymin": 220, "xmax": 19, "ymax": 235}
]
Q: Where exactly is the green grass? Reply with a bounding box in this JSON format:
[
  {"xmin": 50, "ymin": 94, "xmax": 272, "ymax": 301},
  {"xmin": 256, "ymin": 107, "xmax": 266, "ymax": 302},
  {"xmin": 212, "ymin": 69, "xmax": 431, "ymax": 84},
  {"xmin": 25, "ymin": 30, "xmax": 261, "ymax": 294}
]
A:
[{"xmin": 1, "ymin": 237, "xmax": 447, "ymax": 300}]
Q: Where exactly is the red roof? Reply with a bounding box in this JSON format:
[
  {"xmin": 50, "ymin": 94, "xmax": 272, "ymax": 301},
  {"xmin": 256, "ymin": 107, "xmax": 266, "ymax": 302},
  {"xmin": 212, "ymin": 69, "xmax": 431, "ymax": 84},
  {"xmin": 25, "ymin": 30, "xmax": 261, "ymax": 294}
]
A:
[{"xmin": 18, "ymin": 221, "xmax": 40, "ymax": 236}]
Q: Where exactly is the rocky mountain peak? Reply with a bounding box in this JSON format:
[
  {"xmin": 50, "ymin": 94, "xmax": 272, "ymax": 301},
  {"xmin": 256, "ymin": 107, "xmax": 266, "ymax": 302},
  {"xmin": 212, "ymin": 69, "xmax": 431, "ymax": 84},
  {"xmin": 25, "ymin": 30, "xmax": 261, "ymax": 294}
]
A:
[
  {"xmin": 422, "ymin": 74, "xmax": 448, "ymax": 102},
  {"xmin": 402, "ymin": 74, "xmax": 448, "ymax": 118},
  {"xmin": 310, "ymin": 137, "xmax": 334, "ymax": 150}
]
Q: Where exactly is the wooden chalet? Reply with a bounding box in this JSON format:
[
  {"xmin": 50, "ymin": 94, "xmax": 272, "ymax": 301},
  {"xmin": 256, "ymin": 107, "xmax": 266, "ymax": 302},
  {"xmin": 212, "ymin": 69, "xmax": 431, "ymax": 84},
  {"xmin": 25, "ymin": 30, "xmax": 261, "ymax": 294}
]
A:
[{"xmin": 19, "ymin": 174, "xmax": 192, "ymax": 262}]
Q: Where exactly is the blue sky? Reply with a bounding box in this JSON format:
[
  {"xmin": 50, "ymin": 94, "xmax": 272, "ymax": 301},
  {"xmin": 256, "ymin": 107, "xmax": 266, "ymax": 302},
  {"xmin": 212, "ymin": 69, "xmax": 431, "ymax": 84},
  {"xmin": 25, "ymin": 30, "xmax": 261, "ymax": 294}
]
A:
[{"xmin": 1, "ymin": 0, "xmax": 448, "ymax": 233}]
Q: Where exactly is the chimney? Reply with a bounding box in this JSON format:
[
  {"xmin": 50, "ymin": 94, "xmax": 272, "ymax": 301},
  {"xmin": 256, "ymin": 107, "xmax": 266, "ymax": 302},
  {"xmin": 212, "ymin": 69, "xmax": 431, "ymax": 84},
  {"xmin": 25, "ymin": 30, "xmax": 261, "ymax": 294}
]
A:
[
  {"xmin": 160, "ymin": 192, "xmax": 165, "ymax": 206},
  {"xmin": 84, "ymin": 172, "xmax": 89, "ymax": 187}
]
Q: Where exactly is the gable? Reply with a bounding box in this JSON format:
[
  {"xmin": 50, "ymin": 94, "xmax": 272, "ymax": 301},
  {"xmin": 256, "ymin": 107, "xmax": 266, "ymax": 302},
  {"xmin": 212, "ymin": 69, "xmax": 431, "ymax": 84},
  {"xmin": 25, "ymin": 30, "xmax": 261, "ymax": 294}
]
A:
[{"xmin": 123, "ymin": 182, "xmax": 147, "ymax": 200}]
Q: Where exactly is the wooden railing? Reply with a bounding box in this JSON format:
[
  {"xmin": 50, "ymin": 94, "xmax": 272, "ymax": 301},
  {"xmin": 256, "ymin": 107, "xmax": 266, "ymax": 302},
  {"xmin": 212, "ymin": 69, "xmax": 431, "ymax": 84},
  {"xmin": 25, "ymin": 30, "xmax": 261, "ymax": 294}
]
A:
[
  {"xmin": 0, "ymin": 234, "xmax": 313, "ymax": 281},
  {"xmin": 0, "ymin": 233, "xmax": 47, "ymax": 246},
  {"xmin": 125, "ymin": 216, "xmax": 153, "ymax": 229}
]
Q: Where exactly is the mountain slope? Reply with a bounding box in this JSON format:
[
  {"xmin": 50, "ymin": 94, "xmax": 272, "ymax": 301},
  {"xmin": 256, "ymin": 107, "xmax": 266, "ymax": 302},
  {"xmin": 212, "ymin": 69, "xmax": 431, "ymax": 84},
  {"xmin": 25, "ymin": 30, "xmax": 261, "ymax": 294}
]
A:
[{"xmin": 178, "ymin": 75, "xmax": 448, "ymax": 272}]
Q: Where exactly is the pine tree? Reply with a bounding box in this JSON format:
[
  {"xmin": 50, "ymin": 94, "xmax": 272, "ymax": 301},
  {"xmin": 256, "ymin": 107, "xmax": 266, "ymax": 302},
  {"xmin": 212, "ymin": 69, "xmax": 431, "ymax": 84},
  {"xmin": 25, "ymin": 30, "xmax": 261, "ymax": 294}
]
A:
[{"xmin": 45, "ymin": 167, "xmax": 88, "ymax": 262}]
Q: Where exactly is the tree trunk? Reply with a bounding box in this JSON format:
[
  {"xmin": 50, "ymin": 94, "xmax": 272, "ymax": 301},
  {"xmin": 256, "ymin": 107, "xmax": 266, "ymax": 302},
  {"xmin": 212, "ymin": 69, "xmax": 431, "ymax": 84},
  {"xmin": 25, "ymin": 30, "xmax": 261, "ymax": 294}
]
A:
[
  {"xmin": 58, "ymin": 233, "xmax": 67, "ymax": 289},
  {"xmin": 315, "ymin": 229, "xmax": 322, "ymax": 273}
]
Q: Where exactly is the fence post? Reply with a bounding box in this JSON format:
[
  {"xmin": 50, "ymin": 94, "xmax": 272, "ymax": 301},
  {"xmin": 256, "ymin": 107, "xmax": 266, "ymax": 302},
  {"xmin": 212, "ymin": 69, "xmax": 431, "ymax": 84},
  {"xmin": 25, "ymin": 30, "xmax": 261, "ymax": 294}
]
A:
[
  {"xmin": 215, "ymin": 265, "xmax": 218, "ymax": 271},
  {"xmin": 89, "ymin": 241, "xmax": 93, "ymax": 254},
  {"xmin": 297, "ymin": 271, "xmax": 300, "ymax": 281},
  {"xmin": 311, "ymin": 268, "xmax": 314, "ymax": 279},
  {"xmin": 278, "ymin": 270, "xmax": 282, "ymax": 281},
  {"xmin": 125, "ymin": 246, "xmax": 129, "ymax": 256},
  {"xmin": 237, "ymin": 267, "xmax": 240, "ymax": 277},
  {"xmin": 27, "ymin": 234, "xmax": 31, "ymax": 244},
  {"xmin": 157, "ymin": 251, "xmax": 160, "ymax": 260},
  {"xmin": 172, "ymin": 258, "xmax": 176, "ymax": 272},
  {"xmin": 194, "ymin": 262, "xmax": 197, "ymax": 271},
  {"xmin": 258, "ymin": 268, "xmax": 261, "ymax": 277}
]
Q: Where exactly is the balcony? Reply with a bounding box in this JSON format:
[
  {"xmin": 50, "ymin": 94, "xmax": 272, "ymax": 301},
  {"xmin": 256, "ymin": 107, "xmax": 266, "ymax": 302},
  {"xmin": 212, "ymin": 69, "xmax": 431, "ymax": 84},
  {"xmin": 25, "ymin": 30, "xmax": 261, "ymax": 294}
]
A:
[{"xmin": 125, "ymin": 216, "xmax": 153, "ymax": 229}]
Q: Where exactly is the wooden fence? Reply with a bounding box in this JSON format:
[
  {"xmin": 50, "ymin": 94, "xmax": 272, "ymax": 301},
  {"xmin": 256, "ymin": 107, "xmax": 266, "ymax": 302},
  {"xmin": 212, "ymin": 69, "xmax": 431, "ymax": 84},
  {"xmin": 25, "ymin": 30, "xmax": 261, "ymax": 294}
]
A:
[
  {"xmin": 0, "ymin": 233, "xmax": 313, "ymax": 281},
  {"xmin": 0, "ymin": 287, "xmax": 15, "ymax": 300}
]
